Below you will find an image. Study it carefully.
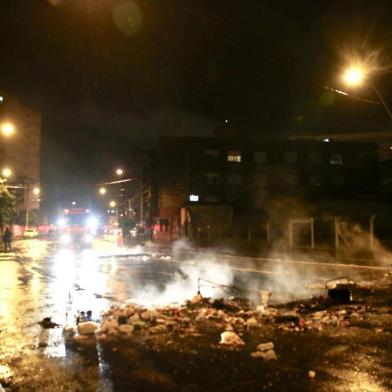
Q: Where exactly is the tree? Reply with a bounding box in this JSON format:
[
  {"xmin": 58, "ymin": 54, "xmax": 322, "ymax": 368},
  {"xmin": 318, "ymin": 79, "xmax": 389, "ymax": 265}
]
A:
[{"xmin": 0, "ymin": 182, "xmax": 16, "ymax": 232}]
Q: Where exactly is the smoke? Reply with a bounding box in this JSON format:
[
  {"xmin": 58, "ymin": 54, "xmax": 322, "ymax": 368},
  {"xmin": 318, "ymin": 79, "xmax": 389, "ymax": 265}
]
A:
[{"xmin": 129, "ymin": 241, "xmax": 235, "ymax": 308}]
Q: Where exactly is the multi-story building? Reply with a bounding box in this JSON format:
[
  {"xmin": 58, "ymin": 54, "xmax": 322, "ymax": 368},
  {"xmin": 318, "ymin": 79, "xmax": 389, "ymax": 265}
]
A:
[
  {"xmin": 152, "ymin": 136, "xmax": 378, "ymax": 240},
  {"xmin": 0, "ymin": 92, "xmax": 41, "ymax": 221}
]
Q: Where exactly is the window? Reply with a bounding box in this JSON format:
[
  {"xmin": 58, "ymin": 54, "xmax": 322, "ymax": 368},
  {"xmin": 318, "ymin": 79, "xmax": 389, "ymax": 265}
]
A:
[
  {"xmin": 205, "ymin": 149, "xmax": 219, "ymax": 158},
  {"xmin": 286, "ymin": 174, "xmax": 298, "ymax": 187},
  {"xmin": 205, "ymin": 172, "xmax": 220, "ymax": 185},
  {"xmin": 309, "ymin": 175, "xmax": 322, "ymax": 187},
  {"xmin": 227, "ymin": 173, "xmax": 242, "ymax": 185},
  {"xmin": 309, "ymin": 152, "xmax": 322, "ymax": 164},
  {"xmin": 330, "ymin": 175, "xmax": 344, "ymax": 186},
  {"xmin": 284, "ymin": 151, "xmax": 297, "ymax": 163},
  {"xmin": 205, "ymin": 196, "xmax": 220, "ymax": 203},
  {"xmin": 330, "ymin": 153, "xmax": 343, "ymax": 165},
  {"xmin": 227, "ymin": 150, "xmax": 242, "ymax": 162},
  {"xmin": 254, "ymin": 151, "xmax": 267, "ymax": 163}
]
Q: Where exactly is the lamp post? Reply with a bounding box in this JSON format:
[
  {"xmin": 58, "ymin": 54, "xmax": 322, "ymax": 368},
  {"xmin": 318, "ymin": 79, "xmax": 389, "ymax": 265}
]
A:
[
  {"xmin": 97, "ymin": 172, "xmax": 144, "ymax": 227},
  {"xmin": 342, "ymin": 65, "xmax": 392, "ymax": 123}
]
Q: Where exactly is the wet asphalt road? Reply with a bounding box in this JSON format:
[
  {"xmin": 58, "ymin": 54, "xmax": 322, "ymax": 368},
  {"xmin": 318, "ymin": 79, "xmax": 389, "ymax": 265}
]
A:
[{"xmin": 0, "ymin": 238, "xmax": 391, "ymax": 391}]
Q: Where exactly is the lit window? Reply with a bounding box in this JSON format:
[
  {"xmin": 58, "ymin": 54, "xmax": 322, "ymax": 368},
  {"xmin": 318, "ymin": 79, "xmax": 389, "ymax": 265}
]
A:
[
  {"xmin": 227, "ymin": 151, "xmax": 242, "ymax": 162},
  {"xmin": 309, "ymin": 152, "xmax": 322, "ymax": 164},
  {"xmin": 330, "ymin": 153, "xmax": 343, "ymax": 165},
  {"xmin": 205, "ymin": 149, "xmax": 219, "ymax": 158},
  {"xmin": 189, "ymin": 194, "xmax": 199, "ymax": 202},
  {"xmin": 284, "ymin": 151, "xmax": 297, "ymax": 163},
  {"xmin": 254, "ymin": 151, "xmax": 267, "ymax": 163}
]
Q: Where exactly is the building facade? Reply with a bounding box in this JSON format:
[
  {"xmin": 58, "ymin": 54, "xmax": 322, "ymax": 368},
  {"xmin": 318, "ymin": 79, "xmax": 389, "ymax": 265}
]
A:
[
  {"xmin": 0, "ymin": 92, "xmax": 41, "ymax": 222},
  {"xmin": 152, "ymin": 137, "xmax": 378, "ymax": 240}
]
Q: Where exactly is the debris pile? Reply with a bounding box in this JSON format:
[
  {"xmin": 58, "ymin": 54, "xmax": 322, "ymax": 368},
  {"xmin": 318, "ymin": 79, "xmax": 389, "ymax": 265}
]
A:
[{"xmin": 64, "ymin": 281, "xmax": 386, "ymax": 351}]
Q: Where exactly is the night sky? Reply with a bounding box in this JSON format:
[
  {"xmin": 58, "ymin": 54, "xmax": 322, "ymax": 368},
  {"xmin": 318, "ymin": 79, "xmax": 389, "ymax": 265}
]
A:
[{"xmin": 1, "ymin": 0, "xmax": 392, "ymax": 214}]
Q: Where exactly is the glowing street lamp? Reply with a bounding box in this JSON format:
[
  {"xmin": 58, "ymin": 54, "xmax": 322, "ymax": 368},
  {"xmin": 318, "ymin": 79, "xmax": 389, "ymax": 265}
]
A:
[
  {"xmin": 342, "ymin": 66, "xmax": 365, "ymax": 87},
  {"xmin": 0, "ymin": 122, "xmax": 15, "ymax": 138},
  {"xmin": 2, "ymin": 167, "xmax": 12, "ymax": 178},
  {"xmin": 342, "ymin": 63, "xmax": 392, "ymax": 122},
  {"xmin": 33, "ymin": 187, "xmax": 40, "ymax": 196},
  {"xmin": 99, "ymin": 186, "xmax": 107, "ymax": 195},
  {"xmin": 109, "ymin": 200, "xmax": 116, "ymax": 208},
  {"xmin": 115, "ymin": 168, "xmax": 124, "ymax": 176}
]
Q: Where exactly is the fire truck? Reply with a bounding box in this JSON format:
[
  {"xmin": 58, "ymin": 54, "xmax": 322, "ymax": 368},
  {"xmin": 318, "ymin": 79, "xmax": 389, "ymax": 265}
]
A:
[{"xmin": 57, "ymin": 208, "xmax": 98, "ymax": 247}]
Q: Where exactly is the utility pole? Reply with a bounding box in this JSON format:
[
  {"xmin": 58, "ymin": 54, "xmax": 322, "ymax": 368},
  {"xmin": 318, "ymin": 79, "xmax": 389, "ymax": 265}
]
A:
[
  {"xmin": 25, "ymin": 181, "xmax": 30, "ymax": 228},
  {"xmin": 140, "ymin": 177, "xmax": 143, "ymax": 227}
]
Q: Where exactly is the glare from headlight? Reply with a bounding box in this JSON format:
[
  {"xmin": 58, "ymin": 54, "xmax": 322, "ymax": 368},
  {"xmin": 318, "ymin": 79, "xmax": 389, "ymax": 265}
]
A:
[
  {"xmin": 61, "ymin": 234, "xmax": 71, "ymax": 244},
  {"xmin": 84, "ymin": 235, "xmax": 93, "ymax": 243}
]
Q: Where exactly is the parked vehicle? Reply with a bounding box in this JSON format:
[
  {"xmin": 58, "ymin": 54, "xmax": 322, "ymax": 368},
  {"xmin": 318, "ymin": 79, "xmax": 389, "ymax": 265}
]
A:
[{"xmin": 23, "ymin": 228, "xmax": 39, "ymax": 239}]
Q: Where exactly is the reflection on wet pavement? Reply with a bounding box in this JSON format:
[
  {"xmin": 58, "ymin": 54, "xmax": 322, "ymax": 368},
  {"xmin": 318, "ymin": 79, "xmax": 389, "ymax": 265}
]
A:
[{"xmin": 1, "ymin": 239, "xmax": 391, "ymax": 391}]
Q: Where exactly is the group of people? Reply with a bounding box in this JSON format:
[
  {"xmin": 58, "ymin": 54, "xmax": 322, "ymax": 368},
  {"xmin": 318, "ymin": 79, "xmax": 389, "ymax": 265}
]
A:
[{"xmin": 2, "ymin": 227, "xmax": 12, "ymax": 252}]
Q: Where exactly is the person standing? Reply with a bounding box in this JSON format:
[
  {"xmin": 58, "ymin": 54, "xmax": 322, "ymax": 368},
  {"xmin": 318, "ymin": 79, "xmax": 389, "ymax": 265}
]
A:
[{"xmin": 3, "ymin": 227, "xmax": 12, "ymax": 252}]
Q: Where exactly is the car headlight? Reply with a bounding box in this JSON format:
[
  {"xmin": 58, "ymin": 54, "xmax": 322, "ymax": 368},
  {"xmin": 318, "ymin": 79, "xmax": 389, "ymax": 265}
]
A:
[{"xmin": 60, "ymin": 234, "xmax": 71, "ymax": 244}]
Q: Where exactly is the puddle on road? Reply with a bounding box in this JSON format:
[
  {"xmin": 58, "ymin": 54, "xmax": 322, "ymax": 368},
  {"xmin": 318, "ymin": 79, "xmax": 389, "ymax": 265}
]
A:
[{"xmin": 0, "ymin": 245, "xmax": 122, "ymax": 389}]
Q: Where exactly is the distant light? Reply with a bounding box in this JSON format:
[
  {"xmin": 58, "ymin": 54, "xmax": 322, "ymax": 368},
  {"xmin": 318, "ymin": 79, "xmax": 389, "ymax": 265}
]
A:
[
  {"xmin": 32, "ymin": 187, "xmax": 40, "ymax": 196},
  {"xmin": 57, "ymin": 218, "xmax": 66, "ymax": 228},
  {"xmin": 224, "ymin": 119, "xmax": 229, "ymax": 123},
  {"xmin": 1, "ymin": 122, "xmax": 15, "ymax": 137},
  {"xmin": 115, "ymin": 168, "xmax": 124, "ymax": 176},
  {"xmin": 87, "ymin": 216, "xmax": 98, "ymax": 227},
  {"xmin": 109, "ymin": 200, "xmax": 116, "ymax": 208},
  {"xmin": 1, "ymin": 168, "xmax": 12, "ymax": 178},
  {"xmin": 189, "ymin": 194, "xmax": 199, "ymax": 202},
  {"xmin": 86, "ymin": 209, "xmax": 90, "ymax": 213},
  {"xmin": 323, "ymin": 138, "xmax": 330, "ymax": 143},
  {"xmin": 60, "ymin": 234, "xmax": 71, "ymax": 245},
  {"xmin": 99, "ymin": 187, "xmax": 107, "ymax": 195},
  {"xmin": 389, "ymin": 146, "xmax": 392, "ymax": 150},
  {"xmin": 0, "ymin": 96, "xmax": 3, "ymax": 102},
  {"xmin": 72, "ymin": 201, "xmax": 76, "ymax": 206}
]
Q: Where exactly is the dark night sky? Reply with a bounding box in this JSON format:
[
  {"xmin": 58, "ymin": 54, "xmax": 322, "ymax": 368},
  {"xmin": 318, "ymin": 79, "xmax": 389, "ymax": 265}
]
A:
[{"xmin": 1, "ymin": 0, "xmax": 392, "ymax": 213}]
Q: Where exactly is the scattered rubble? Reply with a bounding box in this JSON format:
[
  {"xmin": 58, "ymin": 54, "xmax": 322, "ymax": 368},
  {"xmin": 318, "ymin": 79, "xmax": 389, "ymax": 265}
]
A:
[
  {"xmin": 77, "ymin": 321, "xmax": 98, "ymax": 335},
  {"xmin": 251, "ymin": 341, "xmax": 278, "ymax": 360},
  {"xmin": 219, "ymin": 331, "xmax": 245, "ymax": 347},
  {"xmin": 63, "ymin": 274, "xmax": 392, "ymax": 354}
]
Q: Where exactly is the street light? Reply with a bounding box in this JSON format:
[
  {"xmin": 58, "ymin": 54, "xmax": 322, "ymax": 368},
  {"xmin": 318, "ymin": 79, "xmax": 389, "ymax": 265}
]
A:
[
  {"xmin": 342, "ymin": 66, "xmax": 366, "ymax": 87},
  {"xmin": 99, "ymin": 186, "xmax": 107, "ymax": 195},
  {"xmin": 109, "ymin": 200, "xmax": 116, "ymax": 208},
  {"xmin": 2, "ymin": 167, "xmax": 12, "ymax": 178},
  {"xmin": 33, "ymin": 187, "xmax": 40, "ymax": 196},
  {"xmin": 115, "ymin": 168, "xmax": 124, "ymax": 176},
  {"xmin": 0, "ymin": 122, "xmax": 15, "ymax": 138},
  {"xmin": 342, "ymin": 63, "xmax": 392, "ymax": 123}
]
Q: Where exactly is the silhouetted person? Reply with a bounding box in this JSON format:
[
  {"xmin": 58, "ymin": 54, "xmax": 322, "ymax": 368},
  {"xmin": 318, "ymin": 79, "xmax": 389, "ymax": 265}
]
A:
[{"xmin": 3, "ymin": 227, "xmax": 12, "ymax": 252}]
